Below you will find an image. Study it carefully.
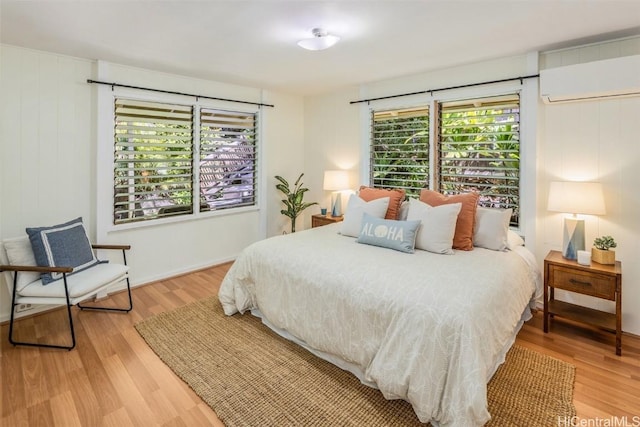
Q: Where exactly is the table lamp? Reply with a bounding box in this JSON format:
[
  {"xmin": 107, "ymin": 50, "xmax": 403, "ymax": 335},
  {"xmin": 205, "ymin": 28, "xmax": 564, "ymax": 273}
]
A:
[
  {"xmin": 547, "ymin": 181, "xmax": 606, "ymax": 260},
  {"xmin": 323, "ymin": 170, "xmax": 349, "ymax": 217}
]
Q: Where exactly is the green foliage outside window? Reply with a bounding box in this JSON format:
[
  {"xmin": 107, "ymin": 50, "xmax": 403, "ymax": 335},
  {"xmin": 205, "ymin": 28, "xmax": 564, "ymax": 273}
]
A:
[
  {"xmin": 370, "ymin": 95, "xmax": 520, "ymax": 227},
  {"xmin": 371, "ymin": 108, "xmax": 429, "ymax": 199},
  {"xmin": 439, "ymin": 103, "xmax": 520, "ymax": 226},
  {"xmin": 114, "ymin": 99, "xmax": 257, "ymax": 225}
]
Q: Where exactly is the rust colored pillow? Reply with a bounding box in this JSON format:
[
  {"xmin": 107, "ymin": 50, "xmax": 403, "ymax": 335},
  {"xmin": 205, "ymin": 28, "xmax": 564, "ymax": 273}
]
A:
[
  {"xmin": 419, "ymin": 189, "xmax": 480, "ymax": 250},
  {"xmin": 358, "ymin": 186, "xmax": 405, "ymax": 220}
]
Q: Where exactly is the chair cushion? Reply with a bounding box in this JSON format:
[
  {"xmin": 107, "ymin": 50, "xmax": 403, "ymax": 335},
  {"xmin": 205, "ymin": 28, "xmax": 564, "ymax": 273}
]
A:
[
  {"xmin": 26, "ymin": 217, "xmax": 98, "ymax": 285},
  {"xmin": 2, "ymin": 237, "xmax": 41, "ymax": 291},
  {"xmin": 18, "ymin": 262, "xmax": 129, "ymax": 299}
]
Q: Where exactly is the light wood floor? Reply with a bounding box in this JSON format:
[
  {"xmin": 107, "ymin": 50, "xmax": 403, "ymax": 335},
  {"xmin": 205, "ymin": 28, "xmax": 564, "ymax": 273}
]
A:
[{"xmin": 1, "ymin": 263, "xmax": 639, "ymax": 426}]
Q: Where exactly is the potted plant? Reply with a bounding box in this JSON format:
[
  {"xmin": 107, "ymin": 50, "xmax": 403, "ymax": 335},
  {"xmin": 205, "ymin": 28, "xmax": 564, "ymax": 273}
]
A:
[
  {"xmin": 275, "ymin": 173, "xmax": 318, "ymax": 233},
  {"xmin": 592, "ymin": 235, "xmax": 617, "ymax": 265}
]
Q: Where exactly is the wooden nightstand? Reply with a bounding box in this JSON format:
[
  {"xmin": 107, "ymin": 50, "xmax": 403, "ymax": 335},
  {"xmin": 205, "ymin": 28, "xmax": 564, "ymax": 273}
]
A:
[
  {"xmin": 543, "ymin": 250, "xmax": 622, "ymax": 355},
  {"xmin": 311, "ymin": 214, "xmax": 343, "ymax": 228}
]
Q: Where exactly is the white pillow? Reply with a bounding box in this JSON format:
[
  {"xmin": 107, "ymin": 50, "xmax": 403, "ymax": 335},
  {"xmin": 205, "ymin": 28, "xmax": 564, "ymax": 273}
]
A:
[
  {"xmin": 507, "ymin": 230, "xmax": 525, "ymax": 249},
  {"xmin": 406, "ymin": 198, "xmax": 461, "ymax": 254},
  {"xmin": 474, "ymin": 207, "xmax": 512, "ymax": 251},
  {"xmin": 340, "ymin": 194, "xmax": 390, "ymax": 237},
  {"xmin": 397, "ymin": 200, "xmax": 410, "ymax": 221},
  {"xmin": 3, "ymin": 236, "xmax": 41, "ymax": 291}
]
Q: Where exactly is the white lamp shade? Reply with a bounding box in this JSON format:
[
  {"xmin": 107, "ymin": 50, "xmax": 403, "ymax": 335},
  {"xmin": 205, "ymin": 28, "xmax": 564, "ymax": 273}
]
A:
[
  {"xmin": 547, "ymin": 181, "xmax": 606, "ymax": 215},
  {"xmin": 323, "ymin": 170, "xmax": 349, "ymax": 191}
]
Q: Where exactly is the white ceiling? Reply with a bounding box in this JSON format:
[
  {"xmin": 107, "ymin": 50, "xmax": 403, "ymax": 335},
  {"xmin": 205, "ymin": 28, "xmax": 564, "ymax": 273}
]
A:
[{"xmin": 1, "ymin": 1, "xmax": 639, "ymax": 96}]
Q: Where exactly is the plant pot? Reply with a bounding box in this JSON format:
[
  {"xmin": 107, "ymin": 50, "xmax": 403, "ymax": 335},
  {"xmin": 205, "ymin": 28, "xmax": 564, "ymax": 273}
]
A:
[{"xmin": 591, "ymin": 247, "xmax": 615, "ymax": 265}]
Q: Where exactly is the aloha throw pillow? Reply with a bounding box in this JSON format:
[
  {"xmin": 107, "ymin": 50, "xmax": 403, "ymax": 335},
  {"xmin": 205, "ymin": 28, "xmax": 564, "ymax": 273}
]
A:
[
  {"xmin": 406, "ymin": 198, "xmax": 462, "ymax": 255},
  {"xmin": 26, "ymin": 217, "xmax": 98, "ymax": 285},
  {"xmin": 356, "ymin": 213, "xmax": 420, "ymax": 253},
  {"xmin": 474, "ymin": 207, "xmax": 513, "ymax": 251},
  {"xmin": 340, "ymin": 194, "xmax": 390, "ymax": 237}
]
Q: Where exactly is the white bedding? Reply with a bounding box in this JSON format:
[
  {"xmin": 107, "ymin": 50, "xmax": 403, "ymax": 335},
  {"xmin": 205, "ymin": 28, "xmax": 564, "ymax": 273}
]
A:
[{"xmin": 219, "ymin": 223, "xmax": 541, "ymax": 426}]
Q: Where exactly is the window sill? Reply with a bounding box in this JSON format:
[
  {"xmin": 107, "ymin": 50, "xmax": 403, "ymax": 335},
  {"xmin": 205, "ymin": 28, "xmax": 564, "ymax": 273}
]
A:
[{"xmin": 106, "ymin": 205, "xmax": 260, "ymax": 233}]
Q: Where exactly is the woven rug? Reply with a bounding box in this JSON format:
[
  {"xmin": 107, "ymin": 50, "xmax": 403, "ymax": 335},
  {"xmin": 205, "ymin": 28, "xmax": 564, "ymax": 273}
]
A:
[{"xmin": 135, "ymin": 297, "xmax": 576, "ymax": 426}]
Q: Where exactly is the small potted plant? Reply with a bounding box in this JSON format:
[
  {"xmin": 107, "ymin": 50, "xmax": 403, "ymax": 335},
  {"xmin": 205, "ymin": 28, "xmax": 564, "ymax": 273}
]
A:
[
  {"xmin": 592, "ymin": 235, "xmax": 617, "ymax": 265},
  {"xmin": 275, "ymin": 173, "xmax": 318, "ymax": 233}
]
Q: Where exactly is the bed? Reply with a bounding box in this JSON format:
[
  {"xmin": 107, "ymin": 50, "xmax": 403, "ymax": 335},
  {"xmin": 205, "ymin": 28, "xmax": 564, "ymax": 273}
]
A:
[{"xmin": 219, "ymin": 214, "xmax": 541, "ymax": 426}]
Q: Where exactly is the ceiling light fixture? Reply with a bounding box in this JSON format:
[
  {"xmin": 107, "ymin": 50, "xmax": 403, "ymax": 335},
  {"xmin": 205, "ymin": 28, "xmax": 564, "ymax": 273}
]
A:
[{"xmin": 297, "ymin": 28, "xmax": 340, "ymax": 51}]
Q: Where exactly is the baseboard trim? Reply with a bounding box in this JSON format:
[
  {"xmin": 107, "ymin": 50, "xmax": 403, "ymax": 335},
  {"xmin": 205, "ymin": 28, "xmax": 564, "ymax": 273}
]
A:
[{"xmin": 0, "ymin": 256, "xmax": 237, "ymax": 325}]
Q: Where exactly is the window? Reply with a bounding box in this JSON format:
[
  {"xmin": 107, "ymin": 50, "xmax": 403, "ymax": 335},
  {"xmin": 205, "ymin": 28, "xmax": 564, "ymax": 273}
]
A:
[
  {"xmin": 370, "ymin": 107, "xmax": 430, "ymax": 198},
  {"xmin": 114, "ymin": 98, "xmax": 257, "ymax": 225},
  {"xmin": 438, "ymin": 94, "xmax": 520, "ymax": 226},
  {"xmin": 199, "ymin": 108, "xmax": 257, "ymax": 210},
  {"xmin": 114, "ymin": 99, "xmax": 194, "ymax": 224},
  {"xmin": 370, "ymin": 93, "xmax": 521, "ymax": 226}
]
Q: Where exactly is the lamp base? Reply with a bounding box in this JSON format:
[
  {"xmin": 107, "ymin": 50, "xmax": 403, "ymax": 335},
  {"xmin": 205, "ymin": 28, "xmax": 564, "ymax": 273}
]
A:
[
  {"xmin": 562, "ymin": 217, "xmax": 585, "ymax": 260},
  {"xmin": 330, "ymin": 192, "xmax": 343, "ymax": 217}
]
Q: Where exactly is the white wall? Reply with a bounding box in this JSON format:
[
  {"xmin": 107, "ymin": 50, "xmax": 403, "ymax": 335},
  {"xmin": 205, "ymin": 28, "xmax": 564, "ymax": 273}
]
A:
[
  {"xmin": 302, "ymin": 43, "xmax": 640, "ymax": 336},
  {"xmin": 3, "ymin": 37, "xmax": 638, "ymax": 335},
  {"xmin": 537, "ymin": 37, "xmax": 640, "ymax": 335},
  {"xmin": 263, "ymin": 91, "xmax": 306, "ymax": 235},
  {"xmin": 303, "ymin": 55, "xmax": 539, "ymax": 229},
  {"xmin": 0, "ymin": 45, "xmax": 304, "ymax": 321},
  {"xmin": 303, "ymin": 88, "xmax": 362, "ymax": 222},
  {"xmin": 0, "ymin": 46, "xmax": 97, "ymax": 320},
  {"xmin": 303, "ymin": 54, "xmax": 538, "ymax": 237},
  {"xmin": 0, "ymin": 46, "xmax": 96, "ymax": 237}
]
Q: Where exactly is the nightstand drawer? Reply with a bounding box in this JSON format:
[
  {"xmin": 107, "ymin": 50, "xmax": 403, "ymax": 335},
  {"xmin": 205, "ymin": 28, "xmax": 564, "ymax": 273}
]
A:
[
  {"xmin": 548, "ymin": 265, "xmax": 616, "ymax": 300},
  {"xmin": 311, "ymin": 214, "xmax": 343, "ymax": 228},
  {"xmin": 544, "ymin": 250, "xmax": 622, "ymax": 355}
]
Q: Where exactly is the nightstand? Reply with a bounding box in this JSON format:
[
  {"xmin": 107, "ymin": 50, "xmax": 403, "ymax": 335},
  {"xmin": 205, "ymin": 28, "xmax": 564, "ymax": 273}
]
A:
[
  {"xmin": 311, "ymin": 214, "xmax": 343, "ymax": 228},
  {"xmin": 543, "ymin": 250, "xmax": 622, "ymax": 355}
]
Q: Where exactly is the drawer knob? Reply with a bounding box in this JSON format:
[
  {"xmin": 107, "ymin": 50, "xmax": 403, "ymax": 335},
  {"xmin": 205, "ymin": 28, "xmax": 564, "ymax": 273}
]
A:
[{"xmin": 569, "ymin": 278, "xmax": 591, "ymax": 287}]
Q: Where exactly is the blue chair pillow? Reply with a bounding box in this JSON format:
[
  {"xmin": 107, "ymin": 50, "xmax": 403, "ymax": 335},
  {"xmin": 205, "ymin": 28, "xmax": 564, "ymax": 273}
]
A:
[{"xmin": 26, "ymin": 217, "xmax": 98, "ymax": 285}]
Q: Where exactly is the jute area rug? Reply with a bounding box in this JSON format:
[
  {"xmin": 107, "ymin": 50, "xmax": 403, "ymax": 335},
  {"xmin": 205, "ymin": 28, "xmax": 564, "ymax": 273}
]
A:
[{"xmin": 135, "ymin": 297, "xmax": 576, "ymax": 426}]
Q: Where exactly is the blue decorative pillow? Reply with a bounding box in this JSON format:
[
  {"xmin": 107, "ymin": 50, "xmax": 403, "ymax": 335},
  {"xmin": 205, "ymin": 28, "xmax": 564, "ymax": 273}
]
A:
[
  {"xmin": 26, "ymin": 217, "xmax": 98, "ymax": 285},
  {"xmin": 356, "ymin": 213, "xmax": 420, "ymax": 253}
]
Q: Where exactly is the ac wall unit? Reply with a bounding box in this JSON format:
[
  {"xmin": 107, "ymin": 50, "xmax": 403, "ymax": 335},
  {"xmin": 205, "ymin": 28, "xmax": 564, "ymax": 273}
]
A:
[{"xmin": 540, "ymin": 55, "xmax": 640, "ymax": 104}]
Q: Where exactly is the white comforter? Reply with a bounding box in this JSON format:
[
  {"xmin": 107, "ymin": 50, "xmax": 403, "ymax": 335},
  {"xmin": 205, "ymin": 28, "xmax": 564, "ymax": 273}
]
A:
[{"xmin": 219, "ymin": 223, "xmax": 540, "ymax": 426}]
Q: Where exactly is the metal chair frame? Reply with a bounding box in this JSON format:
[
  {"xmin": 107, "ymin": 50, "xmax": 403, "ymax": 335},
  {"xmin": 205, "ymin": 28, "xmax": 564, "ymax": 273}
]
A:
[{"xmin": 2, "ymin": 245, "xmax": 132, "ymax": 351}]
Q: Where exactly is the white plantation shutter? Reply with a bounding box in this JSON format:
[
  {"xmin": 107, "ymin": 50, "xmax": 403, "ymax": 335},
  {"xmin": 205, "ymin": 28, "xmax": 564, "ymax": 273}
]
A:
[
  {"xmin": 437, "ymin": 94, "xmax": 520, "ymax": 226},
  {"xmin": 199, "ymin": 108, "xmax": 257, "ymax": 210},
  {"xmin": 370, "ymin": 107, "xmax": 430, "ymax": 198},
  {"xmin": 369, "ymin": 94, "xmax": 521, "ymax": 227},
  {"xmin": 113, "ymin": 98, "xmax": 259, "ymax": 225},
  {"xmin": 114, "ymin": 99, "xmax": 194, "ymax": 224}
]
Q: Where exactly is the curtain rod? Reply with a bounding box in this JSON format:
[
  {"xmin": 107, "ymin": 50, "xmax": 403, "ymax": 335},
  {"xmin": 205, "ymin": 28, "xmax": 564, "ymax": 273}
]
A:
[
  {"xmin": 86, "ymin": 79, "xmax": 275, "ymax": 108},
  {"xmin": 349, "ymin": 74, "xmax": 540, "ymax": 105}
]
